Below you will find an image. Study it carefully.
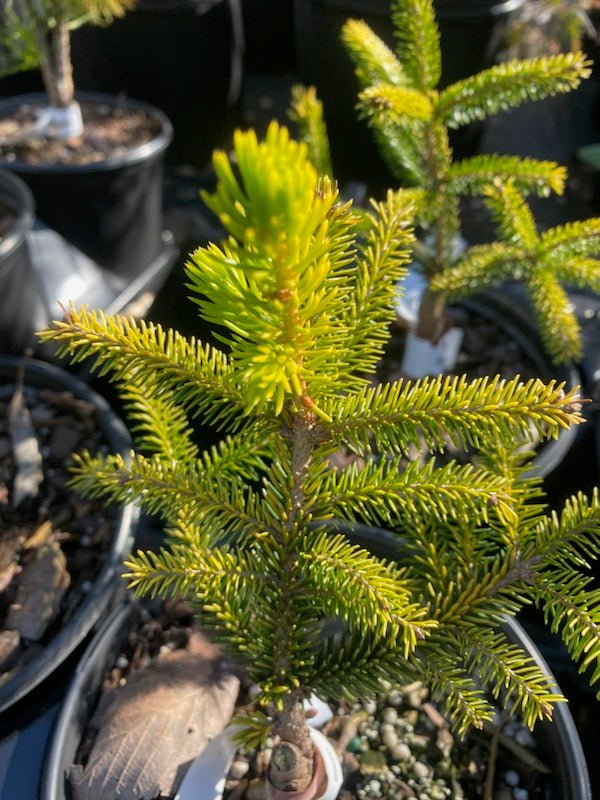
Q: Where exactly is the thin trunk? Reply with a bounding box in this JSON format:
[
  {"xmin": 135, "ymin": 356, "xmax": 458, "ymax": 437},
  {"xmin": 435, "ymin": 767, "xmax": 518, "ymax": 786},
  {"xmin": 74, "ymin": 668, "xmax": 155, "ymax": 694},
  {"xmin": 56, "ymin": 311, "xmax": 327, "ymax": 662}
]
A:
[
  {"xmin": 267, "ymin": 412, "xmax": 322, "ymax": 797},
  {"xmin": 415, "ymin": 286, "xmax": 447, "ymax": 342},
  {"xmin": 416, "ymin": 123, "xmax": 457, "ymax": 345},
  {"xmin": 50, "ymin": 20, "xmax": 74, "ymax": 107}
]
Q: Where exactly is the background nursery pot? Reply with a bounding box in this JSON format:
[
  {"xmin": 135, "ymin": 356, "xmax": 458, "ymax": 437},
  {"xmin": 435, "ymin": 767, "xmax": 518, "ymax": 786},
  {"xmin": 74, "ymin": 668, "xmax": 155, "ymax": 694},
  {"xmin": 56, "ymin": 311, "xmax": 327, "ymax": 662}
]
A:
[
  {"xmin": 0, "ymin": 167, "xmax": 44, "ymax": 355},
  {"xmin": 0, "ymin": 93, "xmax": 173, "ymax": 277},
  {"xmin": 41, "ymin": 524, "xmax": 592, "ymax": 800},
  {"xmin": 0, "ymin": 356, "xmax": 138, "ymax": 713},
  {"xmin": 69, "ymin": 0, "xmax": 244, "ymax": 168}
]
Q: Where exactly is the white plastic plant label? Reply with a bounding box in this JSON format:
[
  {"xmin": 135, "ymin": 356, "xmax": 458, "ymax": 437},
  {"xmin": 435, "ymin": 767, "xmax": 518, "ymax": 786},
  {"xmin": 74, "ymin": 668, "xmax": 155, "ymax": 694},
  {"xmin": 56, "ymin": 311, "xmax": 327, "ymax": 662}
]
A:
[
  {"xmin": 174, "ymin": 725, "xmax": 240, "ymax": 800},
  {"xmin": 394, "ymin": 266, "xmax": 427, "ymax": 327},
  {"xmin": 35, "ymin": 103, "xmax": 84, "ymax": 139},
  {"xmin": 310, "ymin": 728, "xmax": 343, "ymax": 800},
  {"xmin": 305, "ymin": 694, "xmax": 334, "ymax": 728},
  {"xmin": 402, "ymin": 327, "xmax": 464, "ymax": 378}
]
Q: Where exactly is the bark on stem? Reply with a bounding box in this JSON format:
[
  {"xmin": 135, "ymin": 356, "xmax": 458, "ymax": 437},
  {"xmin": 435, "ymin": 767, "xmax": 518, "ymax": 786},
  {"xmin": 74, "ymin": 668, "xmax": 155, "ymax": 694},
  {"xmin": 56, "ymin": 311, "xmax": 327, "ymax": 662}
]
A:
[
  {"xmin": 50, "ymin": 20, "xmax": 75, "ymax": 107},
  {"xmin": 267, "ymin": 412, "xmax": 321, "ymax": 796},
  {"xmin": 415, "ymin": 286, "xmax": 447, "ymax": 343},
  {"xmin": 268, "ymin": 696, "xmax": 317, "ymax": 793}
]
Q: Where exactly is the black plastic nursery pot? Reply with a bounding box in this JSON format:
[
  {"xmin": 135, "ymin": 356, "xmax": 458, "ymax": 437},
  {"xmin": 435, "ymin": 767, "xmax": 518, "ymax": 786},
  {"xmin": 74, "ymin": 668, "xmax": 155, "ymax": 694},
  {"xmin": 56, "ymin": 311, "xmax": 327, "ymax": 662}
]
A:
[
  {"xmin": 41, "ymin": 524, "xmax": 591, "ymax": 800},
  {"xmin": 0, "ymin": 168, "xmax": 44, "ymax": 355},
  {"xmin": 0, "ymin": 356, "xmax": 138, "ymax": 713},
  {"xmin": 459, "ymin": 287, "xmax": 580, "ymax": 481},
  {"xmin": 0, "ymin": 93, "xmax": 173, "ymax": 277},
  {"xmin": 242, "ymin": 0, "xmax": 296, "ymax": 74},
  {"xmin": 70, "ymin": 0, "xmax": 243, "ymax": 167},
  {"xmin": 293, "ymin": 0, "xmax": 524, "ymax": 186}
]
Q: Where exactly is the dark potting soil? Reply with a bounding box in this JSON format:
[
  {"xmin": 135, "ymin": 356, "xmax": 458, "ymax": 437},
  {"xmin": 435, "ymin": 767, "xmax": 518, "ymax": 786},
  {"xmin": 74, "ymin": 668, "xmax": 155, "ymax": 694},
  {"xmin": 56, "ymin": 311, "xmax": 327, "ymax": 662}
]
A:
[
  {"xmin": 378, "ymin": 307, "xmax": 550, "ymax": 387},
  {"xmin": 0, "ymin": 381, "xmax": 118, "ymax": 687},
  {"xmin": 70, "ymin": 603, "xmax": 551, "ymax": 800},
  {"xmin": 0, "ymin": 200, "xmax": 16, "ymax": 241},
  {"xmin": 0, "ymin": 102, "xmax": 162, "ymax": 166}
]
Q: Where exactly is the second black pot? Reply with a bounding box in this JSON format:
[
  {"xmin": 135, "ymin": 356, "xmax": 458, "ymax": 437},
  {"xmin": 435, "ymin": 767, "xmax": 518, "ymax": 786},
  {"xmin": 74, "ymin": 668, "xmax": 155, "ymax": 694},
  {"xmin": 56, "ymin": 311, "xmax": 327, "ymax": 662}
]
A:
[
  {"xmin": 0, "ymin": 356, "xmax": 138, "ymax": 713},
  {"xmin": 461, "ymin": 287, "xmax": 580, "ymax": 482},
  {"xmin": 70, "ymin": 0, "xmax": 244, "ymax": 168},
  {"xmin": 0, "ymin": 93, "xmax": 173, "ymax": 277}
]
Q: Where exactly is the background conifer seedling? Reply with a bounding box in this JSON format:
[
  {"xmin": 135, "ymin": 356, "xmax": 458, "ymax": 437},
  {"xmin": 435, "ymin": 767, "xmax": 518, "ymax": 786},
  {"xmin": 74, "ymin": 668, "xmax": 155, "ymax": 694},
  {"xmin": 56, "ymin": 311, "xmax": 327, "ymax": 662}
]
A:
[
  {"xmin": 0, "ymin": 0, "xmax": 136, "ymax": 137},
  {"xmin": 339, "ymin": 0, "xmax": 591, "ymax": 376},
  {"xmin": 40, "ymin": 124, "xmax": 600, "ymax": 798}
]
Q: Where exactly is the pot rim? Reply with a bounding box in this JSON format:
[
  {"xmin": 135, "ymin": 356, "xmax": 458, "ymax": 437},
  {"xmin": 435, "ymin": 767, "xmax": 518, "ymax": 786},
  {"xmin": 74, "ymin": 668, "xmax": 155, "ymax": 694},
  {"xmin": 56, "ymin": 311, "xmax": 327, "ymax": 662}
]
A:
[
  {"xmin": 459, "ymin": 288, "xmax": 581, "ymax": 479},
  {"xmin": 0, "ymin": 92, "xmax": 173, "ymax": 175},
  {"xmin": 310, "ymin": 0, "xmax": 526, "ymax": 20},
  {"xmin": 0, "ymin": 167, "xmax": 35, "ymax": 262},
  {"xmin": 0, "ymin": 356, "xmax": 138, "ymax": 713}
]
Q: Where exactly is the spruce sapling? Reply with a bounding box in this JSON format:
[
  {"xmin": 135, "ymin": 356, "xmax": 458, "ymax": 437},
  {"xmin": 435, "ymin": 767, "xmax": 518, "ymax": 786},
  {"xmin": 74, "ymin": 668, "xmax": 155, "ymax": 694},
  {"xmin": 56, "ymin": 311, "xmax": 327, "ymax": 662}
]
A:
[{"xmin": 39, "ymin": 124, "xmax": 600, "ymax": 798}]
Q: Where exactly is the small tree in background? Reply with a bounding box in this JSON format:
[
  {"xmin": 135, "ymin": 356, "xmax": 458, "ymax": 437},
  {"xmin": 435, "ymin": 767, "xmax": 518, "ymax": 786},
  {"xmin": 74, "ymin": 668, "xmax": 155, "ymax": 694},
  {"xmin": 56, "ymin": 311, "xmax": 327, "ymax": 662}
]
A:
[
  {"xmin": 0, "ymin": 0, "xmax": 136, "ymax": 137},
  {"xmin": 40, "ymin": 125, "xmax": 600, "ymax": 799},
  {"xmin": 339, "ymin": 0, "xmax": 591, "ymax": 376}
]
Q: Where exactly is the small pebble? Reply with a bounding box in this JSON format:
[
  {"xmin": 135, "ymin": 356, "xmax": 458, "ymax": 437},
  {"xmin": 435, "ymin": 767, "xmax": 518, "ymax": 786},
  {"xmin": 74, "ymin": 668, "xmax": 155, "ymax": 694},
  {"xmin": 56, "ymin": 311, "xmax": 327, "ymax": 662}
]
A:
[
  {"xmin": 513, "ymin": 790, "xmax": 528, "ymax": 800},
  {"xmin": 382, "ymin": 707, "xmax": 398, "ymax": 724},
  {"xmin": 390, "ymin": 742, "xmax": 412, "ymax": 762},
  {"xmin": 388, "ymin": 690, "xmax": 403, "ymax": 706},
  {"xmin": 116, "ymin": 655, "xmax": 128, "ymax": 670},
  {"xmin": 382, "ymin": 730, "xmax": 398, "ymax": 748},
  {"xmin": 412, "ymin": 760, "xmax": 431, "ymax": 780},
  {"xmin": 259, "ymin": 748, "xmax": 272, "ymax": 769},
  {"xmin": 229, "ymin": 759, "xmax": 249, "ymax": 780},
  {"xmin": 363, "ymin": 699, "xmax": 378, "ymax": 715},
  {"xmin": 403, "ymin": 710, "xmax": 419, "ymax": 727},
  {"xmin": 504, "ymin": 770, "xmax": 520, "ymax": 787},
  {"xmin": 379, "ymin": 722, "xmax": 395, "ymax": 736},
  {"xmin": 347, "ymin": 735, "xmax": 362, "ymax": 753}
]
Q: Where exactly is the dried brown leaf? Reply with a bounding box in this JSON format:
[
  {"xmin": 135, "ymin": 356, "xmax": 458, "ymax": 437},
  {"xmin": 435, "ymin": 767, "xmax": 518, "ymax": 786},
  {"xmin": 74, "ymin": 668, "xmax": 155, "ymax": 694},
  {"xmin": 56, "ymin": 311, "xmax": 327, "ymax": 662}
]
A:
[
  {"xmin": 70, "ymin": 631, "xmax": 240, "ymax": 800},
  {"xmin": 0, "ymin": 528, "xmax": 26, "ymax": 592},
  {"xmin": 5, "ymin": 538, "xmax": 70, "ymax": 640},
  {"xmin": 8, "ymin": 376, "xmax": 43, "ymax": 507}
]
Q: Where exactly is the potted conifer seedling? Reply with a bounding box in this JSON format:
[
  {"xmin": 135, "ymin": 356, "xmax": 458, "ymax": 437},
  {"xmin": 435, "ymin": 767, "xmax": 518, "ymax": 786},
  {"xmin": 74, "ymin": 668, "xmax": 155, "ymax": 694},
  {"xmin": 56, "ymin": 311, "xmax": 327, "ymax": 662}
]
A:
[
  {"xmin": 39, "ymin": 124, "xmax": 600, "ymax": 800},
  {"xmin": 287, "ymin": 83, "xmax": 586, "ymax": 479},
  {"xmin": 339, "ymin": 0, "xmax": 590, "ymax": 378},
  {"xmin": 0, "ymin": 0, "xmax": 173, "ymax": 276}
]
